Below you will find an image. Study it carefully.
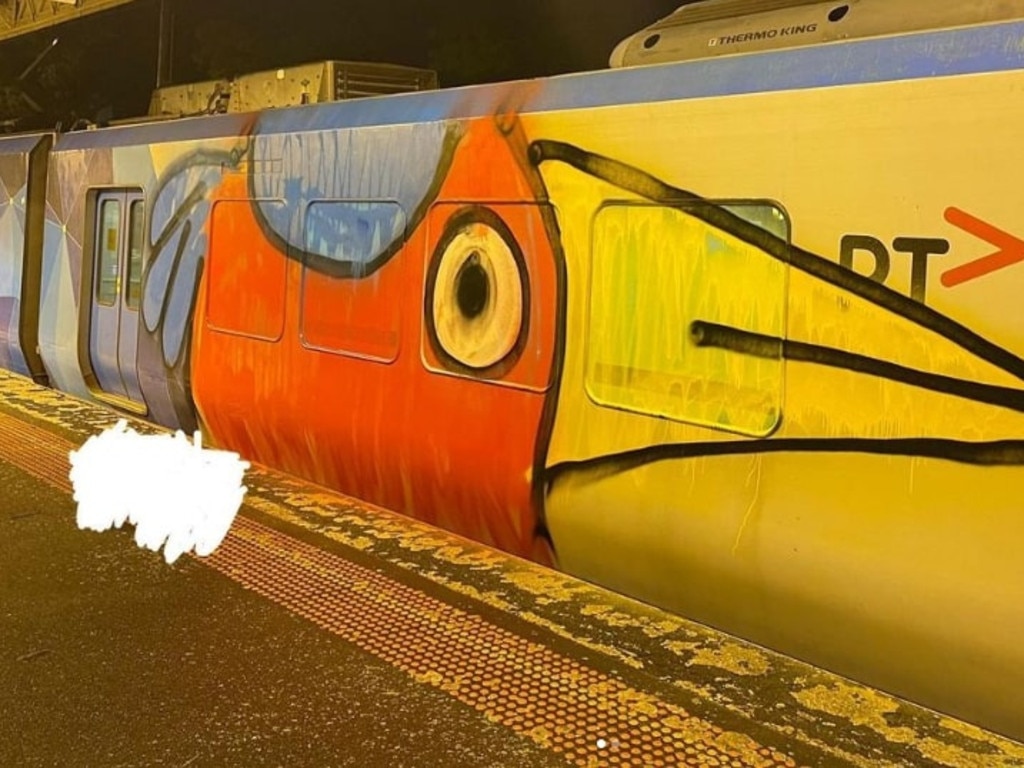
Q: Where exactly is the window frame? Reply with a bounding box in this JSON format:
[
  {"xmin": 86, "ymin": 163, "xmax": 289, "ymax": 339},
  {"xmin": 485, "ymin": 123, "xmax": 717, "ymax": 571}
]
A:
[
  {"xmin": 584, "ymin": 197, "xmax": 790, "ymax": 438},
  {"xmin": 297, "ymin": 197, "xmax": 408, "ymax": 364},
  {"xmin": 94, "ymin": 197, "xmax": 123, "ymax": 308},
  {"xmin": 204, "ymin": 196, "xmax": 289, "ymax": 343}
]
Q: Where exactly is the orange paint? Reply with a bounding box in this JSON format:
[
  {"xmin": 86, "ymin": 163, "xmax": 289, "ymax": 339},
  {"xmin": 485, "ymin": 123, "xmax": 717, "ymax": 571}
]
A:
[
  {"xmin": 191, "ymin": 117, "xmax": 560, "ymax": 563},
  {"xmin": 941, "ymin": 207, "xmax": 1024, "ymax": 287}
]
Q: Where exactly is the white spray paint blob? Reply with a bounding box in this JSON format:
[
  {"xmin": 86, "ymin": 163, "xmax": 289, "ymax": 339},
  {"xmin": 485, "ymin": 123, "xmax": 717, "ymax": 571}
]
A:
[{"xmin": 68, "ymin": 420, "xmax": 250, "ymax": 564}]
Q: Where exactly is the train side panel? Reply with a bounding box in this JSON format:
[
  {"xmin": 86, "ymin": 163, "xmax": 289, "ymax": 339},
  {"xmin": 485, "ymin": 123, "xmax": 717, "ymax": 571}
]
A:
[
  {"xmin": 0, "ymin": 133, "xmax": 51, "ymax": 383},
  {"xmin": 191, "ymin": 114, "xmax": 563, "ymax": 561},
  {"xmin": 39, "ymin": 117, "xmax": 253, "ymax": 429},
  {"xmin": 531, "ymin": 54, "xmax": 1024, "ymax": 737},
  {"xmin": 39, "ymin": 142, "xmax": 112, "ymax": 399}
]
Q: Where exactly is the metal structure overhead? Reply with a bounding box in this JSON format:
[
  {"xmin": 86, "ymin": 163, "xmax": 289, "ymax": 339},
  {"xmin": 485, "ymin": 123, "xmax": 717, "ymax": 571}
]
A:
[{"xmin": 0, "ymin": 0, "xmax": 138, "ymax": 42}]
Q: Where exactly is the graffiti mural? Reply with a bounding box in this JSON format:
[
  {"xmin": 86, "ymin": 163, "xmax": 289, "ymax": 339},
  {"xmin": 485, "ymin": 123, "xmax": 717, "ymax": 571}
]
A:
[
  {"xmin": 190, "ymin": 113, "xmax": 563, "ymax": 564},
  {"xmin": 141, "ymin": 143, "xmax": 250, "ymax": 430},
  {"xmin": 4, "ymin": 17, "xmax": 1024, "ymax": 740}
]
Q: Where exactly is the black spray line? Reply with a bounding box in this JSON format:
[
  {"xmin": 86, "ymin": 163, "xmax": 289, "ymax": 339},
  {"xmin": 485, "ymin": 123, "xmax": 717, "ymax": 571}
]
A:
[
  {"xmin": 545, "ymin": 436, "xmax": 1024, "ymax": 490},
  {"xmin": 690, "ymin": 320, "xmax": 1024, "ymax": 414},
  {"xmin": 529, "ymin": 140, "xmax": 1024, "ymax": 383}
]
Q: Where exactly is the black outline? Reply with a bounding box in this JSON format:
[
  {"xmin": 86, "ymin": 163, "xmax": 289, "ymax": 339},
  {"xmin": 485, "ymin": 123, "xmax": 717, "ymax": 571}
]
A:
[
  {"xmin": 246, "ymin": 124, "xmax": 463, "ymax": 279},
  {"xmin": 546, "ymin": 437, "xmax": 1024, "ymax": 490},
  {"xmin": 143, "ymin": 143, "xmax": 247, "ymax": 337},
  {"xmin": 496, "ymin": 115, "xmax": 568, "ymax": 561},
  {"xmin": 528, "ymin": 139, "xmax": 1024, "ymax": 483},
  {"xmin": 529, "ymin": 139, "xmax": 1024, "ymax": 383},
  {"xmin": 423, "ymin": 205, "xmax": 531, "ymax": 380},
  {"xmin": 140, "ymin": 139, "xmax": 252, "ymax": 433},
  {"xmin": 691, "ymin": 320, "xmax": 1024, "ymax": 414}
]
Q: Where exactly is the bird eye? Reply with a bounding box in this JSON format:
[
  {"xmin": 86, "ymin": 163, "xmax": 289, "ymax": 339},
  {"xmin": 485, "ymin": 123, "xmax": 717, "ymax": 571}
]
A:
[{"xmin": 425, "ymin": 207, "xmax": 528, "ymax": 374}]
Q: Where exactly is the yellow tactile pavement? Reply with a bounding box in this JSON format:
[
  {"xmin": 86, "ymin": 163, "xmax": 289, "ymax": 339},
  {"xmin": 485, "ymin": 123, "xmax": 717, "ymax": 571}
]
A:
[{"xmin": 214, "ymin": 516, "xmax": 800, "ymax": 768}]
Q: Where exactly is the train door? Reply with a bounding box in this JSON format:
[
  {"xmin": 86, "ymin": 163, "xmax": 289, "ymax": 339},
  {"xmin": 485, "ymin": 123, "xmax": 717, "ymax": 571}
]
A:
[{"xmin": 88, "ymin": 190, "xmax": 145, "ymax": 406}]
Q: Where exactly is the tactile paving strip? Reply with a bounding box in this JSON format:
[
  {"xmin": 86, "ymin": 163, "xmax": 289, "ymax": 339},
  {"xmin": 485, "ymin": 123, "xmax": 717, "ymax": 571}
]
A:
[{"xmin": 0, "ymin": 409, "xmax": 804, "ymax": 767}]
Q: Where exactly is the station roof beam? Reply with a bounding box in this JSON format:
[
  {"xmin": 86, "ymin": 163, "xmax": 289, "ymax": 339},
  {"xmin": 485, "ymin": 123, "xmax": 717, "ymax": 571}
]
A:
[{"xmin": 0, "ymin": 0, "xmax": 138, "ymax": 42}]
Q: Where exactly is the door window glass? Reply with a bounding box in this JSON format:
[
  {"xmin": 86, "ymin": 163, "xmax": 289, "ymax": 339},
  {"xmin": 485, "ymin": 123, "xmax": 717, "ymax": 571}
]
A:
[
  {"xmin": 96, "ymin": 199, "xmax": 121, "ymax": 306},
  {"xmin": 125, "ymin": 200, "xmax": 145, "ymax": 310}
]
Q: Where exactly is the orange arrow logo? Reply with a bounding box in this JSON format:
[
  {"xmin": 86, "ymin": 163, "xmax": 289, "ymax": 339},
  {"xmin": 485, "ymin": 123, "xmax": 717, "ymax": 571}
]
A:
[{"xmin": 941, "ymin": 207, "xmax": 1024, "ymax": 287}]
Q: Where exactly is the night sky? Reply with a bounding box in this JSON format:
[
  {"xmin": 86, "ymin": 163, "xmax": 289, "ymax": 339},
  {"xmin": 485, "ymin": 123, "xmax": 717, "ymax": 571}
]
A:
[{"xmin": 0, "ymin": 0, "xmax": 685, "ymax": 130}]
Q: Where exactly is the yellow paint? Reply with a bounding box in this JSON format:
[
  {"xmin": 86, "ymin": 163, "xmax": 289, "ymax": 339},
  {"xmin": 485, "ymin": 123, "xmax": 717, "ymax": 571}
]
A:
[
  {"xmin": 519, "ymin": 612, "xmax": 643, "ymax": 670},
  {"xmin": 668, "ymin": 640, "xmax": 772, "ymax": 677},
  {"xmin": 793, "ymin": 683, "xmax": 913, "ymax": 737},
  {"xmin": 795, "ymin": 683, "xmax": 1024, "ymax": 768},
  {"xmin": 615, "ymin": 688, "xmax": 662, "ymax": 718},
  {"xmin": 414, "ymin": 670, "xmax": 444, "ymax": 686},
  {"xmin": 427, "ymin": 575, "xmax": 515, "ymax": 612},
  {"xmin": 580, "ymin": 603, "xmax": 682, "ymax": 637},
  {"xmin": 503, "ymin": 570, "xmax": 591, "ymax": 602},
  {"xmin": 528, "ymin": 70, "xmax": 1024, "ymax": 739},
  {"xmin": 528, "ymin": 726, "xmax": 551, "ymax": 748}
]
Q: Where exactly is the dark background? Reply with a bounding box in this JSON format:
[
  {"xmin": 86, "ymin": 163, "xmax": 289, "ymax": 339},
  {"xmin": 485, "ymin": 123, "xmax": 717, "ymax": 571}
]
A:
[{"xmin": 0, "ymin": 0, "xmax": 685, "ymax": 130}]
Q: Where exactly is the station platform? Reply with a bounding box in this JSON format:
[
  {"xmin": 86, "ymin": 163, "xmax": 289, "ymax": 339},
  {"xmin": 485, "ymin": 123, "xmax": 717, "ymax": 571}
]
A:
[{"xmin": 1, "ymin": 369, "xmax": 1022, "ymax": 768}]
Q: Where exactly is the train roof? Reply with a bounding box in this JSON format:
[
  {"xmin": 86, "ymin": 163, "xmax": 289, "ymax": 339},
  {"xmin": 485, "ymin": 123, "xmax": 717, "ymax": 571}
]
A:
[
  {"xmin": 0, "ymin": 131, "xmax": 51, "ymax": 154},
  {"xmin": 50, "ymin": 111, "xmax": 255, "ymax": 151},
  {"xmin": 610, "ymin": 0, "xmax": 1024, "ymax": 67}
]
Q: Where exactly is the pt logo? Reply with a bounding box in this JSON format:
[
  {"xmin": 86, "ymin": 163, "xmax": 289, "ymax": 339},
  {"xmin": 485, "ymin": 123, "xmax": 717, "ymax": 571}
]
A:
[{"xmin": 840, "ymin": 207, "xmax": 1024, "ymax": 302}]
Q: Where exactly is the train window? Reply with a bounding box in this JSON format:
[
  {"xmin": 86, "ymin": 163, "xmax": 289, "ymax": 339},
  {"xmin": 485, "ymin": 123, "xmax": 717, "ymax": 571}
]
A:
[
  {"xmin": 299, "ymin": 200, "xmax": 406, "ymax": 362},
  {"xmin": 95, "ymin": 199, "xmax": 121, "ymax": 307},
  {"xmin": 205, "ymin": 199, "xmax": 287, "ymax": 342},
  {"xmin": 421, "ymin": 202, "xmax": 555, "ymax": 392},
  {"xmin": 586, "ymin": 201, "xmax": 788, "ymax": 437},
  {"xmin": 125, "ymin": 200, "xmax": 145, "ymax": 310}
]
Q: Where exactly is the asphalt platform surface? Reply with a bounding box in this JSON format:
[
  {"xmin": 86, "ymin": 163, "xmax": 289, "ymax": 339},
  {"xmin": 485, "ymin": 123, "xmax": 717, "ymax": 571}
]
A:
[{"xmin": 2, "ymin": 370, "xmax": 1023, "ymax": 768}]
